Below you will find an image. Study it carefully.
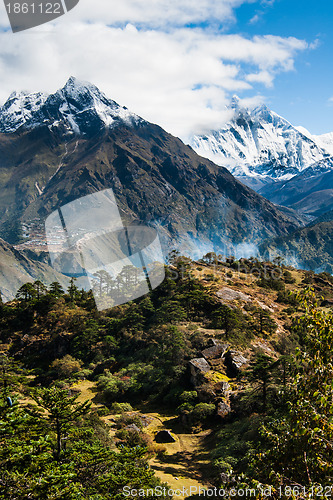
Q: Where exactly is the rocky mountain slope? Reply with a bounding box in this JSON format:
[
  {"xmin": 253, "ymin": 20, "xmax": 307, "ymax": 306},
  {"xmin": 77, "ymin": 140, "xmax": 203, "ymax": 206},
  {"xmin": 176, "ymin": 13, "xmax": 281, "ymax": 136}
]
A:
[
  {"xmin": 0, "ymin": 238, "xmax": 69, "ymax": 301},
  {"xmin": 296, "ymin": 126, "xmax": 333, "ymax": 157},
  {"xmin": 190, "ymin": 97, "xmax": 331, "ymax": 190},
  {"xmin": 0, "ymin": 78, "xmax": 303, "ymax": 258},
  {"xmin": 258, "ymin": 158, "xmax": 333, "ymax": 217},
  {"xmin": 260, "ymin": 219, "xmax": 333, "ymax": 273}
]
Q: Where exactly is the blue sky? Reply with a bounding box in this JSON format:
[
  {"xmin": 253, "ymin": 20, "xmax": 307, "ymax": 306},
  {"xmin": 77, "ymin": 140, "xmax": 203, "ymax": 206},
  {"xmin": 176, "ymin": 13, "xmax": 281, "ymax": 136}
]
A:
[
  {"xmin": 231, "ymin": 0, "xmax": 333, "ymax": 134},
  {"xmin": 0, "ymin": 0, "xmax": 331, "ymax": 137}
]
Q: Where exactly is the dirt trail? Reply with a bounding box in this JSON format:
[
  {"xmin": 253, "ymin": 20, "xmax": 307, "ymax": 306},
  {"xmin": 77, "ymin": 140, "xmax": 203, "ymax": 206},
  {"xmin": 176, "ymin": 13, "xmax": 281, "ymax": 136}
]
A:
[
  {"xmin": 74, "ymin": 381, "xmax": 214, "ymax": 498},
  {"xmin": 141, "ymin": 412, "xmax": 214, "ymax": 498}
]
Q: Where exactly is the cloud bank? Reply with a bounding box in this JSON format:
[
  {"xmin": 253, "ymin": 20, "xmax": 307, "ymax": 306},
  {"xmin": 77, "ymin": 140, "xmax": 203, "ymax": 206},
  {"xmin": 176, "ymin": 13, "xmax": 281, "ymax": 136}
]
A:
[{"xmin": 0, "ymin": 0, "xmax": 310, "ymax": 138}]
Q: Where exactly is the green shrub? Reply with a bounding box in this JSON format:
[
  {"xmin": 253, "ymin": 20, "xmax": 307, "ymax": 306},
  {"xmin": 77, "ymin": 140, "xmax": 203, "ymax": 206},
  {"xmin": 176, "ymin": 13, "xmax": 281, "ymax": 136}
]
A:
[
  {"xmin": 283, "ymin": 270, "xmax": 296, "ymax": 284},
  {"xmin": 276, "ymin": 290, "xmax": 300, "ymax": 306},
  {"xmin": 110, "ymin": 402, "xmax": 133, "ymax": 414},
  {"xmin": 51, "ymin": 355, "xmax": 82, "ymax": 378},
  {"xmin": 257, "ymin": 277, "xmax": 285, "ymax": 291},
  {"xmin": 179, "ymin": 391, "xmax": 198, "ymax": 404},
  {"xmin": 191, "ymin": 403, "xmax": 215, "ymax": 423},
  {"xmin": 116, "ymin": 414, "xmax": 143, "ymax": 430}
]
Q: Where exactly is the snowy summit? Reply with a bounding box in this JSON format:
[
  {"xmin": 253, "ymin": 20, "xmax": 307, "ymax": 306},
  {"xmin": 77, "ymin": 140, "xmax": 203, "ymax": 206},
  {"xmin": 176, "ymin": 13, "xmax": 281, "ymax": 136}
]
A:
[
  {"xmin": 0, "ymin": 77, "xmax": 142, "ymax": 135},
  {"xmin": 190, "ymin": 97, "xmax": 332, "ymax": 188}
]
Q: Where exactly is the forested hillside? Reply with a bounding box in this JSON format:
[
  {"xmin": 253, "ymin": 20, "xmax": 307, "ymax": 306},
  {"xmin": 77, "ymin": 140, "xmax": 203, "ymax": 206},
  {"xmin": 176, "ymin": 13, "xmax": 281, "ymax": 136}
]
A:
[{"xmin": 1, "ymin": 253, "xmax": 333, "ymax": 499}]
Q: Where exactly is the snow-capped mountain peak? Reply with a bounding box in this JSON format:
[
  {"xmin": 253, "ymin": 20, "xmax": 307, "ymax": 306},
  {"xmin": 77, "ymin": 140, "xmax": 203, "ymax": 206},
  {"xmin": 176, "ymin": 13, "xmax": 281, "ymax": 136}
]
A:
[
  {"xmin": 295, "ymin": 126, "xmax": 333, "ymax": 157},
  {"xmin": 314, "ymin": 132, "xmax": 333, "ymax": 156},
  {"xmin": 190, "ymin": 97, "xmax": 332, "ymax": 187},
  {"xmin": 0, "ymin": 90, "xmax": 48, "ymax": 133},
  {"xmin": 0, "ymin": 77, "xmax": 142, "ymax": 135}
]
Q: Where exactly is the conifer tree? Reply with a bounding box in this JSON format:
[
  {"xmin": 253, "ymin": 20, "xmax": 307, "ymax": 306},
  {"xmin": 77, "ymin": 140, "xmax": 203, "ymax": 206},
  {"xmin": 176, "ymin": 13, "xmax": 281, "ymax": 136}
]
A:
[{"xmin": 30, "ymin": 386, "xmax": 91, "ymax": 460}]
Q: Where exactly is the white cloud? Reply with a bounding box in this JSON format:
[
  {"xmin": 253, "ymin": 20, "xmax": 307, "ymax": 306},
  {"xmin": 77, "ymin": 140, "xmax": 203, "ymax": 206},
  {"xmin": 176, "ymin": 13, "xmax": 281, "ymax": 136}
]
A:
[
  {"xmin": 0, "ymin": 0, "xmax": 252, "ymax": 30},
  {"xmin": 59, "ymin": 0, "xmax": 254, "ymax": 28},
  {"xmin": 0, "ymin": 0, "xmax": 310, "ymax": 138},
  {"xmin": 249, "ymin": 14, "xmax": 261, "ymax": 24},
  {"xmin": 246, "ymin": 70, "xmax": 274, "ymax": 87}
]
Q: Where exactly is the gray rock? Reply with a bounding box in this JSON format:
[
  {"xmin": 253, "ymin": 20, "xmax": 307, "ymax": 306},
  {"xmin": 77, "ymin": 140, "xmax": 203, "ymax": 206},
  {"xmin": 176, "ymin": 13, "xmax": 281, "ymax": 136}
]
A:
[
  {"xmin": 216, "ymin": 287, "xmax": 251, "ymax": 303},
  {"xmin": 189, "ymin": 358, "xmax": 211, "ymax": 374},
  {"xmin": 202, "ymin": 344, "xmax": 229, "ymax": 360},
  {"xmin": 155, "ymin": 430, "xmax": 176, "ymax": 443},
  {"xmin": 189, "ymin": 358, "xmax": 211, "ymax": 386},
  {"xmin": 224, "ymin": 350, "xmax": 248, "ymax": 375},
  {"xmin": 125, "ymin": 424, "xmax": 141, "ymax": 433},
  {"xmin": 217, "ymin": 401, "xmax": 231, "ymax": 418}
]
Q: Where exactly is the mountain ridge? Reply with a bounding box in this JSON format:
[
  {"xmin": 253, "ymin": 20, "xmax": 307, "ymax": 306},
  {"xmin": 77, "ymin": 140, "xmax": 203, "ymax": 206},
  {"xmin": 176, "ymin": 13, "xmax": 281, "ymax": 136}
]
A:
[
  {"xmin": 190, "ymin": 98, "xmax": 332, "ymax": 190},
  {"xmin": 0, "ymin": 237, "xmax": 69, "ymax": 301},
  {"xmin": 0, "ymin": 76, "xmax": 142, "ymax": 136},
  {"xmin": 0, "ymin": 78, "xmax": 304, "ymax": 259},
  {"xmin": 258, "ymin": 158, "xmax": 333, "ymax": 217}
]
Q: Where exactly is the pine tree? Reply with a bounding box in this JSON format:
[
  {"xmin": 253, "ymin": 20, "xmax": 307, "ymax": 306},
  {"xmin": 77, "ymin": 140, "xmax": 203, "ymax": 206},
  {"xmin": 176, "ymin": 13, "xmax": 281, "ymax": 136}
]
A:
[
  {"xmin": 33, "ymin": 280, "xmax": 47, "ymax": 299},
  {"xmin": 30, "ymin": 385, "xmax": 91, "ymax": 460},
  {"xmin": 15, "ymin": 283, "xmax": 36, "ymax": 303},
  {"xmin": 49, "ymin": 281, "xmax": 65, "ymax": 298},
  {"xmin": 67, "ymin": 277, "xmax": 78, "ymax": 302},
  {"xmin": 247, "ymin": 353, "xmax": 275, "ymax": 412},
  {"xmin": 253, "ymin": 291, "xmax": 333, "ymax": 490}
]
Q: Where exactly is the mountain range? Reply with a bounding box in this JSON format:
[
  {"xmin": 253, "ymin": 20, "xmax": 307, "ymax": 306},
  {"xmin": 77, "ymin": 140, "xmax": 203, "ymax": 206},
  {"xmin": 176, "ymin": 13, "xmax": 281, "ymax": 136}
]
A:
[
  {"xmin": 0, "ymin": 78, "xmax": 303, "ymax": 254},
  {"xmin": 1, "ymin": 77, "xmax": 333, "ymax": 297},
  {"xmin": 190, "ymin": 97, "xmax": 333, "ymax": 194},
  {"xmin": 258, "ymin": 159, "xmax": 333, "ymax": 217}
]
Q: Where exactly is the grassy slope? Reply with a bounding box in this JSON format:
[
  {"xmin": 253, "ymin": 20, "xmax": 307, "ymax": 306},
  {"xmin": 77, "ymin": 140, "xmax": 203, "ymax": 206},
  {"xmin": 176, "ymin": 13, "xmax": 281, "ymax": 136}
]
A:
[{"xmin": 2, "ymin": 258, "xmax": 333, "ymax": 497}]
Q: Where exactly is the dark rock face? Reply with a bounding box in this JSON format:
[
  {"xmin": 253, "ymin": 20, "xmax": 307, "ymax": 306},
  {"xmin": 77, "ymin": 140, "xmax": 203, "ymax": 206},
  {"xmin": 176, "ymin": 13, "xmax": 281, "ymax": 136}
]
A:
[
  {"xmin": 155, "ymin": 430, "xmax": 176, "ymax": 443},
  {"xmin": 224, "ymin": 350, "xmax": 248, "ymax": 377}
]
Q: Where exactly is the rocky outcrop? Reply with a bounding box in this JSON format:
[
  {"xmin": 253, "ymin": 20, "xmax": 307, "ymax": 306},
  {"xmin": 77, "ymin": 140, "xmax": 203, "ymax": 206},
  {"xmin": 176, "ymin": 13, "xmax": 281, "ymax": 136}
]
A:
[
  {"xmin": 216, "ymin": 287, "xmax": 252, "ymax": 304},
  {"xmin": 217, "ymin": 401, "xmax": 231, "ymax": 419},
  {"xmin": 155, "ymin": 430, "xmax": 176, "ymax": 443},
  {"xmin": 201, "ymin": 343, "xmax": 229, "ymax": 360},
  {"xmin": 189, "ymin": 358, "xmax": 211, "ymax": 386},
  {"xmin": 224, "ymin": 350, "xmax": 248, "ymax": 376}
]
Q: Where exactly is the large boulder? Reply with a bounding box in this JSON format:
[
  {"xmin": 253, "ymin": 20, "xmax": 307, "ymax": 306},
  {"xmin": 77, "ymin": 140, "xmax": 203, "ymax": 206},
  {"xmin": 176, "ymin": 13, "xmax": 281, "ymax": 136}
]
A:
[
  {"xmin": 217, "ymin": 401, "xmax": 231, "ymax": 419},
  {"xmin": 189, "ymin": 357, "xmax": 211, "ymax": 386},
  {"xmin": 155, "ymin": 430, "xmax": 176, "ymax": 443},
  {"xmin": 216, "ymin": 287, "xmax": 251, "ymax": 304},
  {"xmin": 202, "ymin": 344, "xmax": 229, "ymax": 360},
  {"xmin": 189, "ymin": 358, "xmax": 211, "ymax": 373},
  {"xmin": 224, "ymin": 350, "xmax": 248, "ymax": 376}
]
